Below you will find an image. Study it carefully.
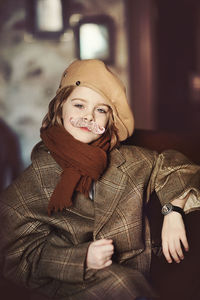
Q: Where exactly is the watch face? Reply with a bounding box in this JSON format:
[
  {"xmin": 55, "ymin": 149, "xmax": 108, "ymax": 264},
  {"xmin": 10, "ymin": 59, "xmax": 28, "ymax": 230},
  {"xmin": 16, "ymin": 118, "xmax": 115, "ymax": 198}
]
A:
[{"xmin": 162, "ymin": 203, "xmax": 173, "ymax": 215}]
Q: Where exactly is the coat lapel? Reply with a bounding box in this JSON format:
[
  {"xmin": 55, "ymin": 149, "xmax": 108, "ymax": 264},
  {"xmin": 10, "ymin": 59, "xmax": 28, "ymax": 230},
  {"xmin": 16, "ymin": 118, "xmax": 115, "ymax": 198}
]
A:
[
  {"xmin": 93, "ymin": 148, "xmax": 128, "ymax": 237},
  {"xmin": 34, "ymin": 143, "xmax": 129, "ymax": 233}
]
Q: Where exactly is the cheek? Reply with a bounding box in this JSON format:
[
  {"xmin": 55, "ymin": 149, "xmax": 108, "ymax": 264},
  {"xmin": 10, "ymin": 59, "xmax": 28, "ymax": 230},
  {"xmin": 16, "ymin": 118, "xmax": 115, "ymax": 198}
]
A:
[
  {"xmin": 62, "ymin": 106, "xmax": 72, "ymax": 123},
  {"xmin": 100, "ymin": 114, "xmax": 110, "ymax": 128},
  {"xmin": 62, "ymin": 110, "xmax": 71, "ymax": 130}
]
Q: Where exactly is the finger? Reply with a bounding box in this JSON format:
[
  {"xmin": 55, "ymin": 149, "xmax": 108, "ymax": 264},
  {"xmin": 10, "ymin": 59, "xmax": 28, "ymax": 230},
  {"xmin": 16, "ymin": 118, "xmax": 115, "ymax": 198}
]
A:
[
  {"xmin": 169, "ymin": 241, "xmax": 181, "ymax": 263},
  {"xmin": 162, "ymin": 242, "xmax": 172, "ymax": 263},
  {"xmin": 100, "ymin": 244, "xmax": 114, "ymax": 253},
  {"xmin": 102, "ymin": 251, "xmax": 114, "ymax": 259},
  {"xmin": 174, "ymin": 239, "xmax": 184, "ymax": 260},
  {"xmin": 104, "ymin": 260, "xmax": 112, "ymax": 267},
  {"xmin": 181, "ymin": 235, "xmax": 189, "ymax": 252},
  {"xmin": 104, "ymin": 250, "xmax": 114, "ymax": 260},
  {"xmin": 100, "ymin": 252, "xmax": 113, "ymax": 263},
  {"xmin": 94, "ymin": 239, "xmax": 113, "ymax": 246},
  {"xmin": 105, "ymin": 255, "xmax": 112, "ymax": 261}
]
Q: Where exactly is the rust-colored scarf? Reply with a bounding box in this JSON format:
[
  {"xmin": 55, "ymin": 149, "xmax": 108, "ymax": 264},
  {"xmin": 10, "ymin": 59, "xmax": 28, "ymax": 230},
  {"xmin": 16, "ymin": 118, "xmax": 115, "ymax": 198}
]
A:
[{"xmin": 40, "ymin": 126, "xmax": 110, "ymax": 215}]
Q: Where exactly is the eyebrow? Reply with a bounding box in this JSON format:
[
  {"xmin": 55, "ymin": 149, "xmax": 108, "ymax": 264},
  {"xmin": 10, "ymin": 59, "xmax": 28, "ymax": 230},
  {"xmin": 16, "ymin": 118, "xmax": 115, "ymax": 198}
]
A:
[
  {"xmin": 71, "ymin": 98, "xmax": 110, "ymax": 107},
  {"xmin": 71, "ymin": 98, "xmax": 87, "ymax": 102}
]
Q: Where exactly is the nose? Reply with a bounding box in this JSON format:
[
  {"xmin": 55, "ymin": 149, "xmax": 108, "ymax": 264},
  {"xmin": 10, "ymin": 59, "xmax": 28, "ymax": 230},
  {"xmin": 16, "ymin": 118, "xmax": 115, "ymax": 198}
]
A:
[{"xmin": 83, "ymin": 111, "xmax": 94, "ymax": 122}]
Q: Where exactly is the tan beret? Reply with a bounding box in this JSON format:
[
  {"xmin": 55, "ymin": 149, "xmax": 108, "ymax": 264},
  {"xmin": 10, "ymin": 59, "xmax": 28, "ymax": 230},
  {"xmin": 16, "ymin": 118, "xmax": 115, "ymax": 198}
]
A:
[{"xmin": 57, "ymin": 59, "xmax": 134, "ymax": 141}]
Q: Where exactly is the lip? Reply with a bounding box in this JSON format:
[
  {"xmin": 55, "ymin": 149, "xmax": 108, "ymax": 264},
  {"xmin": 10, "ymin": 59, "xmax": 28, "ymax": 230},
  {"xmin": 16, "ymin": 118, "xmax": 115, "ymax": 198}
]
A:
[{"xmin": 80, "ymin": 127, "xmax": 91, "ymax": 132}]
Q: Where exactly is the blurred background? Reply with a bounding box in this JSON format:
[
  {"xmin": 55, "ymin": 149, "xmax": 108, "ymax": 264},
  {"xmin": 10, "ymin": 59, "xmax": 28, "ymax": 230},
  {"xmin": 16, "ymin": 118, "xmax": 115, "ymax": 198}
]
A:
[{"xmin": 0, "ymin": 0, "xmax": 200, "ymax": 191}]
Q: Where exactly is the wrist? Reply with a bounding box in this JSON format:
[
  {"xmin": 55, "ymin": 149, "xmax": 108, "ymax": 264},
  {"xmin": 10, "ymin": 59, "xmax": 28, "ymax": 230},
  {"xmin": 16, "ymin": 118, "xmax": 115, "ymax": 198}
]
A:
[{"xmin": 161, "ymin": 203, "xmax": 185, "ymax": 219}]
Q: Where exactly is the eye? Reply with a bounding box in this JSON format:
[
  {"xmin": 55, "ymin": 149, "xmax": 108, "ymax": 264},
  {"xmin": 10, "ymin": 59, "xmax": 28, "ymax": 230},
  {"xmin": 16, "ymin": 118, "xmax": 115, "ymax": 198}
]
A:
[
  {"xmin": 74, "ymin": 103, "xmax": 84, "ymax": 109},
  {"xmin": 97, "ymin": 107, "xmax": 107, "ymax": 114}
]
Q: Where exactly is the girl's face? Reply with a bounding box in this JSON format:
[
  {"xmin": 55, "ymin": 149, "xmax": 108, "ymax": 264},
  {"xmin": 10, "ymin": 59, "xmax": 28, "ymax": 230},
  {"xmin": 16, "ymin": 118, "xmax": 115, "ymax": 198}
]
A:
[{"xmin": 62, "ymin": 86, "xmax": 110, "ymax": 143}]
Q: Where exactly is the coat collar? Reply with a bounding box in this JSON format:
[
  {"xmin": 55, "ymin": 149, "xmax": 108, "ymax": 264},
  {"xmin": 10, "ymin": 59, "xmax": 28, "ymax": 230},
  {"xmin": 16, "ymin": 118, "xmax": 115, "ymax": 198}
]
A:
[
  {"xmin": 32, "ymin": 142, "xmax": 129, "ymax": 234},
  {"xmin": 108, "ymin": 147, "xmax": 126, "ymax": 167},
  {"xmin": 32, "ymin": 142, "xmax": 126, "ymax": 189}
]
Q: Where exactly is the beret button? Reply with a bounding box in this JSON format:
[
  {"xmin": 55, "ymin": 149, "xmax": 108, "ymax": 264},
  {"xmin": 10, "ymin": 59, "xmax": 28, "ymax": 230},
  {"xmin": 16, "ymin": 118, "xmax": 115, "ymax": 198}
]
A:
[{"xmin": 76, "ymin": 81, "xmax": 81, "ymax": 86}]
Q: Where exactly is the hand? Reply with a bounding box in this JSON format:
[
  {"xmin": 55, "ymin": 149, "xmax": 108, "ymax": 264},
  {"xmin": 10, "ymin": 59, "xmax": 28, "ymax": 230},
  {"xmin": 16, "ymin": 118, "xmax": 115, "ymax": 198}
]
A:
[
  {"xmin": 162, "ymin": 212, "xmax": 189, "ymax": 263},
  {"xmin": 86, "ymin": 239, "xmax": 114, "ymax": 269}
]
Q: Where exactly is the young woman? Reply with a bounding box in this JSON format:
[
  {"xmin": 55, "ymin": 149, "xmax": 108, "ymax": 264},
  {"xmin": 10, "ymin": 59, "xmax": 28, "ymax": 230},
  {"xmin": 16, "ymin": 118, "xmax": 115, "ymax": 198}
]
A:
[{"xmin": 0, "ymin": 59, "xmax": 199, "ymax": 300}]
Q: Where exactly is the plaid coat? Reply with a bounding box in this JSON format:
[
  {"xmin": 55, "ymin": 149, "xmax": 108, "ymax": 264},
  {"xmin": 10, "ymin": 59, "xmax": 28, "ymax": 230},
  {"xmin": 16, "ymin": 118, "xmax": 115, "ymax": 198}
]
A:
[{"xmin": 0, "ymin": 142, "xmax": 199, "ymax": 300}]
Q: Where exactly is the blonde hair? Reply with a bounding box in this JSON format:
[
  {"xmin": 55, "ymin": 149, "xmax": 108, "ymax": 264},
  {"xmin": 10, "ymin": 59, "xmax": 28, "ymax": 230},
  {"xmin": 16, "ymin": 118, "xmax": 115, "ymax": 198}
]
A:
[{"xmin": 42, "ymin": 86, "xmax": 119, "ymax": 150}]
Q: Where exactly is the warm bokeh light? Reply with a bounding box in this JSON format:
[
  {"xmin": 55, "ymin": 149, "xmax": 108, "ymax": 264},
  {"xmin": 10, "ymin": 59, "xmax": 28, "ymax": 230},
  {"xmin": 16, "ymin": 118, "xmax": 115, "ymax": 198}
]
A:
[
  {"xmin": 36, "ymin": 0, "xmax": 63, "ymax": 32},
  {"xmin": 80, "ymin": 23, "xmax": 109, "ymax": 60}
]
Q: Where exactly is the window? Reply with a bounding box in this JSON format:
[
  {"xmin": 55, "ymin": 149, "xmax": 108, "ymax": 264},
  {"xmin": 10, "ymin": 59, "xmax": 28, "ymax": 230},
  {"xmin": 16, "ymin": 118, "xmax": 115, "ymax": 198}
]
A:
[
  {"xmin": 75, "ymin": 15, "xmax": 115, "ymax": 64},
  {"xmin": 27, "ymin": 0, "xmax": 65, "ymax": 39}
]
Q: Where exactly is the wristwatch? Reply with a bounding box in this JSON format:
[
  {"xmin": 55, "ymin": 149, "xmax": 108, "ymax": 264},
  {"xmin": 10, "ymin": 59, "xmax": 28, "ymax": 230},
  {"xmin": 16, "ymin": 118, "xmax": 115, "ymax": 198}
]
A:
[{"xmin": 161, "ymin": 203, "xmax": 185, "ymax": 218}]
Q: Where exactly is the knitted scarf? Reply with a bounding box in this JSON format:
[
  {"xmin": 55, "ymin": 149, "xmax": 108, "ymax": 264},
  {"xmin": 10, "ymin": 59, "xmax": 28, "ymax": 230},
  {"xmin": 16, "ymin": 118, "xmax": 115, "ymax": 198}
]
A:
[{"xmin": 40, "ymin": 126, "xmax": 110, "ymax": 215}]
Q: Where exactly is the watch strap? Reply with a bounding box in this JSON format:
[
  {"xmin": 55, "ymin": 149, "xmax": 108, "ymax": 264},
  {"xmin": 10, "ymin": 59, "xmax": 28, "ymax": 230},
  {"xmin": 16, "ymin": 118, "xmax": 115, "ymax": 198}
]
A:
[
  {"xmin": 172, "ymin": 205, "xmax": 185, "ymax": 218},
  {"xmin": 161, "ymin": 203, "xmax": 185, "ymax": 218}
]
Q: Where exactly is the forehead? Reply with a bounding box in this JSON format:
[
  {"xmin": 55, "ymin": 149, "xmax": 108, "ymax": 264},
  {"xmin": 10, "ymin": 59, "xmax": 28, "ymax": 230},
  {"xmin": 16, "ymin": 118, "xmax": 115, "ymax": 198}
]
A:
[{"xmin": 68, "ymin": 86, "xmax": 109, "ymax": 106}]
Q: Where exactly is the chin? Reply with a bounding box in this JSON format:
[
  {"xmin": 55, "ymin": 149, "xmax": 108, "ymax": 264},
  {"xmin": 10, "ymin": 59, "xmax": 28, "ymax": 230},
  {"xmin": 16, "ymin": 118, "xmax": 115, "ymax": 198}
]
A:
[
  {"xmin": 73, "ymin": 134, "xmax": 98, "ymax": 144},
  {"xmin": 67, "ymin": 127, "xmax": 99, "ymax": 143}
]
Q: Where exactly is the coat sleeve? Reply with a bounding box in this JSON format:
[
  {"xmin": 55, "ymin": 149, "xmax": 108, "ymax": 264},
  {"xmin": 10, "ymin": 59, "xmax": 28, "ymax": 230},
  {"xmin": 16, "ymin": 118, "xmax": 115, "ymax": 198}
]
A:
[
  {"xmin": 0, "ymin": 165, "xmax": 90, "ymax": 298},
  {"xmin": 148, "ymin": 149, "xmax": 200, "ymax": 210}
]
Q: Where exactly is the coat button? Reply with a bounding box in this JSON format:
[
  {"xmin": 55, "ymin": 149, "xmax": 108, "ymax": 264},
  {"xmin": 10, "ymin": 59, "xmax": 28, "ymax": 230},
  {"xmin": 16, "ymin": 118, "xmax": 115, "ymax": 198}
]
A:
[{"xmin": 76, "ymin": 81, "xmax": 81, "ymax": 86}]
